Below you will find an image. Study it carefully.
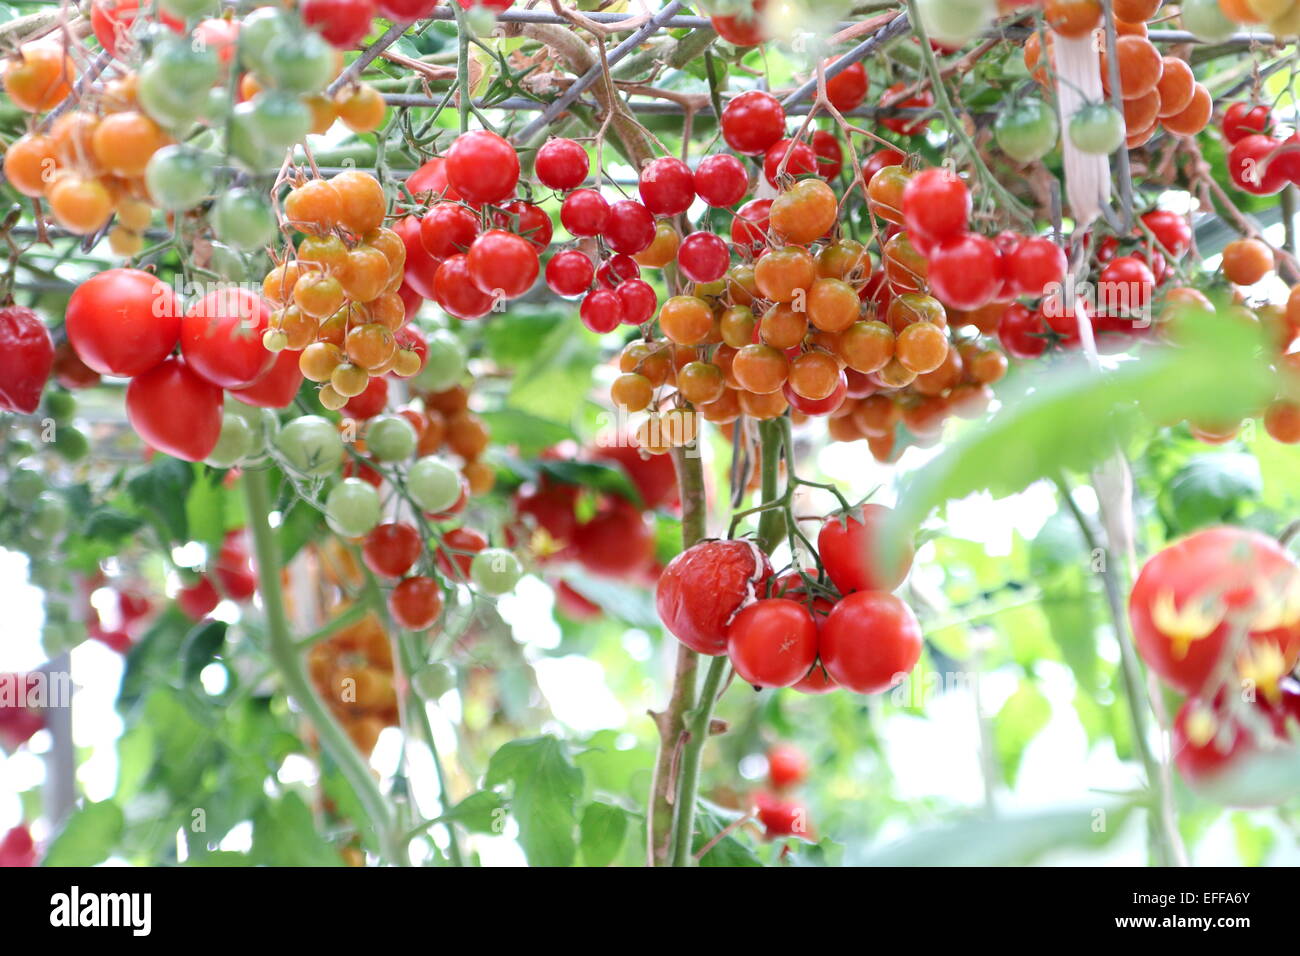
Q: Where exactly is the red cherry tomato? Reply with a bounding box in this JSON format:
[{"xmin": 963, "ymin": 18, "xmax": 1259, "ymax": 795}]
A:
[
  {"xmin": 445, "ymin": 129, "xmax": 519, "ymax": 204},
  {"xmin": 693, "ymin": 154, "xmax": 749, "ymax": 208},
  {"xmin": 301, "ymin": 0, "xmax": 374, "ymax": 47},
  {"xmin": 494, "ymin": 200, "xmax": 552, "ymax": 250},
  {"xmin": 1006, "ymin": 236, "xmax": 1067, "ymax": 298},
  {"xmin": 638, "ymin": 157, "xmax": 696, "ymax": 216},
  {"xmin": 820, "ymin": 591, "xmax": 923, "ymax": 694},
  {"xmin": 573, "ymin": 498, "xmax": 654, "ymax": 579},
  {"xmin": 927, "ymin": 233, "xmax": 1005, "ymax": 311},
  {"xmin": 389, "ymin": 575, "xmax": 444, "ymax": 630},
  {"xmin": 720, "ymin": 89, "xmax": 786, "ymax": 155},
  {"xmin": 726, "ymin": 598, "xmax": 818, "ymax": 688},
  {"xmin": 817, "ymin": 503, "xmax": 914, "ymax": 595},
  {"xmin": 177, "ymin": 576, "xmax": 220, "ymax": 620},
  {"xmin": 342, "ymin": 374, "xmax": 389, "ymax": 420},
  {"xmin": 394, "ymin": 215, "xmax": 441, "ymax": 299},
  {"xmin": 603, "ymin": 200, "xmax": 656, "ymax": 255},
  {"xmin": 420, "ymin": 202, "xmax": 479, "ymax": 259},
  {"xmin": 901, "ymin": 167, "xmax": 970, "ymax": 244},
  {"xmin": 824, "ymin": 59, "xmax": 868, "ymax": 113},
  {"xmin": 766, "ymin": 742, "xmax": 809, "ymax": 790},
  {"xmin": 66, "ymin": 268, "xmax": 181, "ymax": 377},
  {"xmin": 434, "ymin": 254, "xmax": 496, "ymax": 319},
  {"xmin": 879, "ymin": 83, "xmax": 934, "ymax": 136},
  {"xmin": 656, "ymin": 539, "xmax": 773, "ymax": 655},
  {"xmin": 125, "ymin": 356, "xmax": 223, "ymax": 462},
  {"xmin": 467, "ymin": 229, "xmax": 539, "ymax": 299},
  {"xmin": 762, "ymin": 139, "xmax": 818, "ymax": 186},
  {"xmin": 435, "ymin": 527, "xmax": 488, "ymax": 578},
  {"xmin": 181, "ymin": 287, "xmax": 275, "ymax": 389},
  {"xmin": 228, "ymin": 348, "xmax": 303, "ymax": 409},
  {"xmin": 535, "ymin": 137, "xmax": 589, "ymax": 191},
  {"xmin": 546, "ymin": 250, "xmax": 595, "ymax": 297},
  {"xmin": 731, "ymin": 198, "xmax": 773, "ymax": 255},
  {"xmin": 0, "ymin": 306, "xmax": 53, "ymax": 414},
  {"xmin": 363, "ymin": 522, "xmax": 421, "ymax": 578}
]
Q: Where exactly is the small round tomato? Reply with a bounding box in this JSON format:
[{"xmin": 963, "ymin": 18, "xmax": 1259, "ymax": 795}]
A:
[
  {"xmin": 818, "ymin": 504, "xmax": 913, "ymax": 595},
  {"xmin": 766, "ymin": 743, "xmax": 808, "ymax": 790},
  {"xmin": 125, "ymin": 356, "xmax": 224, "ymax": 462},
  {"xmin": 467, "ymin": 229, "xmax": 539, "ymax": 299},
  {"xmin": 573, "ymin": 499, "xmax": 654, "ymax": 578},
  {"xmin": 445, "ymin": 129, "xmax": 519, "ymax": 204},
  {"xmin": 389, "ymin": 576, "xmax": 444, "ymax": 630},
  {"xmin": 726, "ymin": 598, "xmax": 818, "ymax": 688},
  {"xmin": 66, "ymin": 268, "xmax": 181, "ymax": 377},
  {"xmin": 638, "ymin": 157, "xmax": 695, "ymax": 216},
  {"xmin": 182, "ymin": 288, "xmax": 276, "ymax": 389},
  {"xmin": 535, "ymin": 137, "xmax": 589, "ymax": 190},
  {"xmin": 927, "ymin": 234, "xmax": 1004, "ymax": 311},
  {"xmin": 720, "ymin": 89, "xmax": 785, "ymax": 155},
  {"xmin": 820, "ymin": 591, "xmax": 923, "ymax": 694},
  {"xmin": 901, "ymin": 168, "xmax": 970, "ymax": 244},
  {"xmin": 656, "ymin": 539, "xmax": 773, "ymax": 655}
]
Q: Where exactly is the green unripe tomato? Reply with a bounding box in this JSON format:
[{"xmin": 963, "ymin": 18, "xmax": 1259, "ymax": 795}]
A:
[
  {"xmin": 366, "ymin": 415, "xmax": 418, "ymax": 462},
  {"xmin": 31, "ymin": 491, "xmax": 69, "ymax": 538},
  {"xmin": 916, "ymin": 0, "xmax": 995, "ymax": 46},
  {"xmin": 257, "ymin": 31, "xmax": 334, "ymax": 94},
  {"xmin": 145, "ymin": 145, "xmax": 217, "ymax": 211},
  {"xmin": 411, "ymin": 662, "xmax": 455, "ymax": 699},
  {"xmin": 206, "ymin": 413, "xmax": 256, "ymax": 468},
  {"xmin": 212, "ymin": 188, "xmax": 278, "ymax": 252},
  {"xmin": 325, "ymin": 478, "xmax": 381, "ymax": 538},
  {"xmin": 207, "ymin": 243, "xmax": 251, "ymax": 283},
  {"xmin": 42, "ymin": 390, "xmax": 76, "ymax": 423},
  {"xmin": 9, "ymin": 466, "xmax": 46, "ymax": 507},
  {"xmin": 136, "ymin": 60, "xmax": 205, "ymax": 128},
  {"xmin": 276, "ymin": 415, "xmax": 345, "ymax": 477},
  {"xmin": 42, "ymin": 620, "xmax": 78, "ymax": 657},
  {"xmin": 228, "ymin": 101, "xmax": 285, "ymax": 172},
  {"xmin": 414, "ymin": 330, "xmax": 466, "ymax": 393},
  {"xmin": 147, "ymin": 36, "xmax": 219, "ymax": 97},
  {"xmin": 470, "ymin": 548, "xmax": 523, "ymax": 596},
  {"xmin": 248, "ymin": 90, "xmax": 312, "ymax": 150},
  {"xmin": 994, "ymin": 98, "xmax": 1059, "ymax": 164},
  {"xmin": 406, "ymin": 456, "xmax": 462, "ymax": 513},
  {"xmin": 1180, "ymin": 0, "xmax": 1237, "ymax": 42},
  {"xmin": 239, "ymin": 6, "xmax": 295, "ymax": 74},
  {"xmin": 53, "ymin": 426, "xmax": 89, "ymax": 462},
  {"xmin": 1068, "ymin": 104, "xmax": 1126, "ymax": 156}
]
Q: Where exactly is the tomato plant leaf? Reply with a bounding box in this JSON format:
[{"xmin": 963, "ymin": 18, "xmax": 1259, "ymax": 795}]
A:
[
  {"xmin": 485, "ymin": 735, "xmax": 583, "ymax": 867},
  {"xmin": 433, "ymin": 790, "xmax": 507, "ymax": 834},
  {"xmin": 181, "ymin": 619, "xmax": 227, "ymax": 684},
  {"xmin": 994, "ymin": 679, "xmax": 1051, "ymax": 787},
  {"xmin": 1161, "ymin": 453, "xmax": 1261, "ymax": 534},
  {"xmin": 578, "ymin": 800, "xmax": 628, "ymax": 867},
  {"xmin": 42, "ymin": 800, "xmax": 124, "ymax": 866},
  {"xmin": 250, "ymin": 792, "xmax": 343, "ymax": 867},
  {"xmin": 693, "ymin": 800, "xmax": 761, "ymax": 867},
  {"xmin": 127, "ymin": 457, "xmax": 194, "ymax": 543}
]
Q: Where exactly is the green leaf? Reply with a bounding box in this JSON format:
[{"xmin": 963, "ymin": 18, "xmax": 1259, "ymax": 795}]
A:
[
  {"xmin": 537, "ymin": 459, "xmax": 643, "ymax": 507},
  {"xmin": 1030, "ymin": 514, "xmax": 1101, "ymax": 692},
  {"xmin": 579, "ymin": 801, "xmax": 629, "ymax": 867},
  {"xmin": 855, "ymin": 804, "xmax": 1132, "ymax": 866},
  {"xmin": 485, "ymin": 736, "xmax": 583, "ymax": 866},
  {"xmin": 250, "ymin": 792, "xmax": 343, "ymax": 866},
  {"xmin": 1162, "ymin": 453, "xmax": 1261, "ymax": 533},
  {"xmin": 1231, "ymin": 812, "xmax": 1275, "ymax": 866},
  {"xmin": 181, "ymin": 619, "xmax": 228, "ymax": 684},
  {"xmin": 881, "ymin": 312, "xmax": 1272, "ymax": 564},
  {"xmin": 994, "ymin": 680, "xmax": 1051, "ymax": 787},
  {"xmin": 128, "ymin": 457, "xmax": 195, "ymax": 543},
  {"xmin": 561, "ymin": 569, "xmax": 660, "ymax": 629},
  {"xmin": 478, "ymin": 409, "xmax": 576, "ymax": 456},
  {"xmin": 114, "ymin": 722, "xmax": 155, "ymax": 805},
  {"xmin": 433, "ymin": 790, "xmax": 507, "ymax": 834},
  {"xmin": 186, "ymin": 467, "xmax": 228, "ymax": 554},
  {"xmin": 42, "ymin": 801, "xmax": 125, "ymax": 866},
  {"xmin": 508, "ymin": 319, "xmax": 602, "ymax": 423},
  {"xmin": 693, "ymin": 801, "xmax": 762, "ymax": 867}
]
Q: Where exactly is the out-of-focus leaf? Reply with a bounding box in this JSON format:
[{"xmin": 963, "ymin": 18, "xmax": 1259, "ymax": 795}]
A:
[
  {"xmin": 994, "ymin": 680, "xmax": 1051, "ymax": 786},
  {"xmin": 579, "ymin": 801, "xmax": 629, "ymax": 867},
  {"xmin": 478, "ymin": 409, "xmax": 576, "ymax": 455},
  {"xmin": 42, "ymin": 801, "xmax": 124, "ymax": 866},
  {"xmin": 561, "ymin": 569, "xmax": 659, "ymax": 629},
  {"xmin": 881, "ymin": 312, "xmax": 1272, "ymax": 564},
  {"xmin": 128, "ymin": 457, "xmax": 194, "ymax": 543},
  {"xmin": 250, "ymin": 792, "xmax": 342, "ymax": 866},
  {"xmin": 508, "ymin": 319, "xmax": 601, "ymax": 423},
  {"xmin": 186, "ymin": 467, "xmax": 228, "ymax": 553},
  {"xmin": 432, "ymin": 790, "xmax": 507, "ymax": 834},
  {"xmin": 181, "ymin": 619, "xmax": 227, "ymax": 684},
  {"xmin": 486, "ymin": 736, "xmax": 583, "ymax": 867},
  {"xmin": 1161, "ymin": 453, "xmax": 1260, "ymax": 533},
  {"xmin": 1030, "ymin": 513, "xmax": 1101, "ymax": 692},
  {"xmin": 856, "ymin": 804, "xmax": 1133, "ymax": 866},
  {"xmin": 1231, "ymin": 812, "xmax": 1275, "ymax": 866},
  {"xmin": 693, "ymin": 800, "xmax": 762, "ymax": 867}
]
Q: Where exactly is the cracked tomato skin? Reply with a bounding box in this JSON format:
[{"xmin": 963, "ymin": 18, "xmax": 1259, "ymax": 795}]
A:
[
  {"xmin": 656, "ymin": 539, "xmax": 772, "ymax": 655},
  {"xmin": 817, "ymin": 503, "xmax": 913, "ymax": 595},
  {"xmin": 0, "ymin": 306, "xmax": 53, "ymax": 414},
  {"xmin": 1129, "ymin": 527, "xmax": 1300, "ymax": 695}
]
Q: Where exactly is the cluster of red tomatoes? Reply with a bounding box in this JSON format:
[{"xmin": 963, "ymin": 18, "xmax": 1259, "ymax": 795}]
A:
[
  {"xmin": 1129, "ymin": 526, "xmax": 1300, "ymax": 806},
  {"xmin": 175, "ymin": 530, "xmax": 259, "ymax": 622},
  {"xmin": 263, "ymin": 171, "xmax": 426, "ymax": 412},
  {"xmin": 1223, "ymin": 102, "xmax": 1300, "ymax": 197},
  {"xmin": 753, "ymin": 743, "xmax": 814, "ymax": 842},
  {"xmin": 307, "ymin": 609, "xmax": 399, "ymax": 755},
  {"xmin": 656, "ymin": 504, "xmax": 922, "ymax": 694},
  {"xmin": 509, "ymin": 434, "xmax": 678, "ymax": 613}
]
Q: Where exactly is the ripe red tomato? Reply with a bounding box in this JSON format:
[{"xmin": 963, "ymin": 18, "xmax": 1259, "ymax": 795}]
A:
[
  {"xmin": 560, "ymin": 188, "xmax": 611, "ymax": 237},
  {"xmin": 301, "ymin": 0, "xmax": 374, "ymax": 47},
  {"xmin": 215, "ymin": 530, "xmax": 257, "ymax": 601},
  {"xmin": 0, "ymin": 306, "xmax": 53, "ymax": 414},
  {"xmin": 394, "ymin": 215, "xmax": 441, "ymax": 299},
  {"xmin": 546, "ymin": 250, "xmax": 595, "ymax": 297},
  {"xmin": 420, "ymin": 202, "xmax": 479, "ymax": 259},
  {"xmin": 66, "ymin": 268, "xmax": 181, "ymax": 377},
  {"xmin": 820, "ymin": 591, "xmax": 923, "ymax": 694},
  {"xmin": 579, "ymin": 289, "xmax": 622, "ymax": 333},
  {"xmin": 676, "ymin": 231, "xmax": 730, "ymax": 283},
  {"xmin": 513, "ymin": 482, "xmax": 579, "ymax": 558},
  {"xmin": 997, "ymin": 302, "xmax": 1047, "ymax": 358},
  {"xmin": 656, "ymin": 539, "xmax": 773, "ymax": 655},
  {"xmin": 1228, "ymin": 134, "xmax": 1287, "ymax": 196},
  {"xmin": 901, "ymin": 168, "xmax": 970, "ymax": 244},
  {"xmin": 92, "ymin": 0, "xmax": 181, "ymax": 58},
  {"xmin": 363, "ymin": 522, "xmax": 421, "ymax": 578},
  {"xmin": 125, "ymin": 356, "xmax": 223, "ymax": 462},
  {"xmin": 574, "ymin": 499, "xmax": 654, "ymax": 578},
  {"xmin": 435, "ymin": 527, "xmax": 488, "ymax": 578},
  {"xmin": 177, "ymin": 576, "xmax": 220, "ymax": 620},
  {"xmin": 809, "ymin": 130, "xmax": 843, "ymax": 180},
  {"xmin": 818, "ymin": 504, "xmax": 913, "ymax": 595},
  {"xmin": 1222, "ymin": 102, "xmax": 1272, "ymax": 144},
  {"xmin": 927, "ymin": 234, "xmax": 1004, "ymax": 310},
  {"xmin": 389, "ymin": 575, "xmax": 444, "ymax": 630},
  {"xmin": 824, "ymin": 59, "xmax": 868, "ymax": 113},
  {"xmin": 0, "ymin": 823, "xmax": 37, "ymax": 867},
  {"xmin": 467, "ymin": 229, "xmax": 539, "ymax": 299},
  {"xmin": 1007, "ymin": 236, "xmax": 1067, "ymax": 297},
  {"xmin": 1129, "ymin": 527, "xmax": 1300, "ymax": 695},
  {"xmin": 494, "ymin": 200, "xmax": 552, "ymax": 250},
  {"xmin": 342, "ymin": 374, "xmax": 388, "ymax": 420},
  {"xmin": 762, "ymin": 139, "xmax": 818, "ymax": 186},
  {"xmin": 879, "ymin": 83, "xmax": 934, "ymax": 136},
  {"xmin": 228, "ymin": 348, "xmax": 303, "ymax": 409},
  {"xmin": 766, "ymin": 742, "xmax": 808, "ymax": 790},
  {"xmin": 1097, "ymin": 255, "xmax": 1155, "ymax": 312},
  {"xmin": 727, "ymin": 598, "xmax": 818, "ymax": 688},
  {"xmin": 445, "ymin": 129, "xmax": 519, "ymax": 204},
  {"xmin": 0, "ymin": 673, "xmax": 46, "ymax": 751},
  {"xmin": 754, "ymin": 790, "xmax": 810, "ymax": 840},
  {"xmin": 181, "ymin": 288, "xmax": 275, "ymax": 389},
  {"xmin": 862, "ymin": 147, "xmax": 906, "ymax": 184},
  {"xmin": 693, "ymin": 154, "xmax": 749, "ymax": 208},
  {"xmin": 535, "ymin": 137, "xmax": 589, "ymax": 191},
  {"xmin": 615, "ymin": 279, "xmax": 657, "ymax": 326},
  {"xmin": 794, "ymin": 663, "xmax": 837, "ymax": 694},
  {"xmin": 638, "ymin": 157, "xmax": 696, "ymax": 216},
  {"xmin": 406, "ymin": 157, "xmax": 462, "ymax": 202},
  {"xmin": 434, "ymin": 254, "xmax": 496, "ymax": 319},
  {"xmin": 711, "ymin": 0, "xmax": 766, "ymax": 47},
  {"xmin": 378, "ymin": 0, "xmax": 442, "ymax": 20},
  {"xmin": 603, "ymin": 200, "xmax": 656, "ymax": 255},
  {"xmin": 595, "ymin": 254, "xmax": 640, "ymax": 290},
  {"xmin": 731, "ymin": 198, "xmax": 773, "ymax": 255},
  {"xmin": 1140, "ymin": 209, "xmax": 1191, "ymax": 260},
  {"xmin": 720, "ymin": 90, "xmax": 786, "ymax": 155}
]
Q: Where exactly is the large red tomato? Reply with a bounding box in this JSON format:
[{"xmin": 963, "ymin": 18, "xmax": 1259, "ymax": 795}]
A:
[
  {"xmin": 0, "ymin": 306, "xmax": 53, "ymax": 414},
  {"xmin": 66, "ymin": 268, "xmax": 180, "ymax": 377},
  {"xmin": 228, "ymin": 348, "xmax": 303, "ymax": 408},
  {"xmin": 1129, "ymin": 527, "xmax": 1300, "ymax": 695},
  {"xmin": 573, "ymin": 499, "xmax": 654, "ymax": 579},
  {"xmin": 125, "ymin": 356, "xmax": 223, "ymax": 461},
  {"xmin": 817, "ymin": 504, "xmax": 914, "ymax": 595},
  {"xmin": 181, "ymin": 288, "xmax": 275, "ymax": 388},
  {"xmin": 727, "ymin": 599, "xmax": 818, "ymax": 688},
  {"xmin": 656, "ymin": 539, "xmax": 773, "ymax": 655},
  {"xmin": 1172, "ymin": 680, "xmax": 1300, "ymax": 808},
  {"xmin": 819, "ymin": 591, "xmax": 922, "ymax": 694}
]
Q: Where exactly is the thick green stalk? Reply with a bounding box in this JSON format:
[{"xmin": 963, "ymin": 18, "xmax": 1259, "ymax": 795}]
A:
[
  {"xmin": 242, "ymin": 469, "xmax": 400, "ymax": 864},
  {"xmin": 669, "ymin": 419, "xmax": 786, "ymax": 866}
]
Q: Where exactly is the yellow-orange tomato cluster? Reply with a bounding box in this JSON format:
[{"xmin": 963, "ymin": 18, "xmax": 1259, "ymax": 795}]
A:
[
  {"xmin": 306, "ymin": 608, "xmax": 398, "ymax": 756},
  {"xmin": 262, "ymin": 171, "xmax": 423, "ymax": 409}
]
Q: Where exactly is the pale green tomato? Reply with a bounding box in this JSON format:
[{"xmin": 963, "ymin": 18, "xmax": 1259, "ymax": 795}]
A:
[
  {"xmin": 994, "ymin": 98, "xmax": 1059, "ymax": 163},
  {"xmin": 325, "ymin": 478, "xmax": 381, "ymax": 538},
  {"xmin": 1069, "ymin": 104, "xmax": 1125, "ymax": 156},
  {"xmin": 411, "ymin": 662, "xmax": 454, "ymax": 699},
  {"xmin": 31, "ymin": 491, "xmax": 69, "ymax": 538},
  {"xmin": 414, "ymin": 330, "xmax": 466, "ymax": 392},
  {"xmin": 145, "ymin": 145, "xmax": 217, "ymax": 211},
  {"xmin": 406, "ymin": 456, "xmax": 462, "ymax": 513},
  {"xmin": 1180, "ymin": 0, "xmax": 1237, "ymax": 42},
  {"xmin": 916, "ymin": 0, "xmax": 995, "ymax": 46},
  {"xmin": 212, "ymin": 188, "xmax": 278, "ymax": 252},
  {"xmin": 470, "ymin": 548, "xmax": 523, "ymax": 596},
  {"xmin": 9, "ymin": 466, "xmax": 45, "ymax": 508},
  {"xmin": 366, "ymin": 415, "xmax": 418, "ymax": 462},
  {"xmin": 276, "ymin": 415, "xmax": 344, "ymax": 477},
  {"xmin": 206, "ymin": 413, "xmax": 256, "ymax": 468}
]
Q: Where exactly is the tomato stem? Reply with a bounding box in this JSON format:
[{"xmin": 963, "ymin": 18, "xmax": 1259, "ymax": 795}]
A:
[{"xmin": 242, "ymin": 468, "xmax": 402, "ymax": 865}]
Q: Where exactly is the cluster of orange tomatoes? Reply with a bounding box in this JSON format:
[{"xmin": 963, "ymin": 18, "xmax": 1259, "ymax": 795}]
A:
[{"xmin": 307, "ymin": 609, "xmax": 399, "ymax": 756}]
